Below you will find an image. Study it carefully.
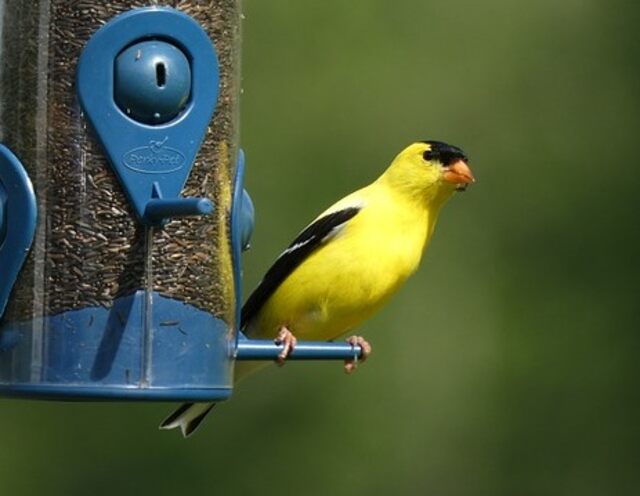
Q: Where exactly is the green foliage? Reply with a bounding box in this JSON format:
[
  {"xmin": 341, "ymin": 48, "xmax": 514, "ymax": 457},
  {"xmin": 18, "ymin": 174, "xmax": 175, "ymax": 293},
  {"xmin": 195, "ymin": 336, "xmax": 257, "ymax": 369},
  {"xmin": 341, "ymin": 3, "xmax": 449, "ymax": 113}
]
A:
[{"xmin": 1, "ymin": 1, "xmax": 639, "ymax": 495}]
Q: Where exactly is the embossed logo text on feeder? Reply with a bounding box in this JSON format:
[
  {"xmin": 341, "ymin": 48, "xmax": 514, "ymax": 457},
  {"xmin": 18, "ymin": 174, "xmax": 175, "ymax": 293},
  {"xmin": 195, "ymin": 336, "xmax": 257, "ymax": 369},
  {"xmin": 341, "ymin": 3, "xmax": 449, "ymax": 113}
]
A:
[{"xmin": 123, "ymin": 138, "xmax": 186, "ymax": 174}]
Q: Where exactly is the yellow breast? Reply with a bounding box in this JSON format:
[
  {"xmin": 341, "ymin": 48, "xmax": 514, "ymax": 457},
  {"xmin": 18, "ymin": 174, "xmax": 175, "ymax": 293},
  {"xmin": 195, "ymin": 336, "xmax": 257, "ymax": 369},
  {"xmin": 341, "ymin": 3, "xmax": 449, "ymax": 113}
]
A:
[{"xmin": 250, "ymin": 186, "xmax": 436, "ymax": 341}]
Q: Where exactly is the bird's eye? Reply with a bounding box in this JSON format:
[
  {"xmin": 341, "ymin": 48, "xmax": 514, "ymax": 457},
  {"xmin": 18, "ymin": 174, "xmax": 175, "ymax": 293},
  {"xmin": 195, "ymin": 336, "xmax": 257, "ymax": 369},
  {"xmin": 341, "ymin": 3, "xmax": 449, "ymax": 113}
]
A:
[
  {"xmin": 421, "ymin": 140, "xmax": 469, "ymax": 166},
  {"xmin": 423, "ymin": 150, "xmax": 436, "ymax": 162}
]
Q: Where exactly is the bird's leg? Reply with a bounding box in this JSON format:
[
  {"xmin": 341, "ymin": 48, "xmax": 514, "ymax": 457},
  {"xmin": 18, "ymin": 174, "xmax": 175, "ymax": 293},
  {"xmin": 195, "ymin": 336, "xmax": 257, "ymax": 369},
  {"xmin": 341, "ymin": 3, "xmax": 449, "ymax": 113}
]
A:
[
  {"xmin": 344, "ymin": 335, "xmax": 372, "ymax": 374},
  {"xmin": 275, "ymin": 326, "xmax": 298, "ymax": 366}
]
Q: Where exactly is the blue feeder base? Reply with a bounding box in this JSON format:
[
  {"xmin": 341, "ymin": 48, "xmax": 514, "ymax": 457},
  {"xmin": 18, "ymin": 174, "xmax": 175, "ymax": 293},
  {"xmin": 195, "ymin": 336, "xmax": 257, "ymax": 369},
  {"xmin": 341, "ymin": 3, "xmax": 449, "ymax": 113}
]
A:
[
  {"xmin": 0, "ymin": 292, "xmax": 234, "ymax": 402},
  {"xmin": 0, "ymin": 385, "xmax": 232, "ymax": 403}
]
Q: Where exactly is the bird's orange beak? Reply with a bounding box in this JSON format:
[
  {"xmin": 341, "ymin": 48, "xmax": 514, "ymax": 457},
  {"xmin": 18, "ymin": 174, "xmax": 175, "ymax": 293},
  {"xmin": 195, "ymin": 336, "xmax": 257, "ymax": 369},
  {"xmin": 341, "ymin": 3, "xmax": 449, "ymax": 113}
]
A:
[{"xmin": 443, "ymin": 160, "xmax": 475, "ymax": 191}]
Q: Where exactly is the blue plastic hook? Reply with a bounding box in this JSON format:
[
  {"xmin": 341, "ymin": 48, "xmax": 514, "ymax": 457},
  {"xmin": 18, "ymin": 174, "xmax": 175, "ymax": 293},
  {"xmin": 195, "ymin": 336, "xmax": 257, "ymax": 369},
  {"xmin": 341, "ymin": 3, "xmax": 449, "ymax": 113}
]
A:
[{"xmin": 0, "ymin": 145, "xmax": 37, "ymax": 319}]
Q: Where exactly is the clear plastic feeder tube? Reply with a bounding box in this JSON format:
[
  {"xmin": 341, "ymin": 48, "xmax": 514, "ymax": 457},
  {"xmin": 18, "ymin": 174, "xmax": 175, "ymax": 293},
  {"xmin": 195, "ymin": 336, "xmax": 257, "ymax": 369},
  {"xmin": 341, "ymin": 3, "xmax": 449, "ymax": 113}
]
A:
[{"xmin": 0, "ymin": 0, "xmax": 241, "ymax": 401}]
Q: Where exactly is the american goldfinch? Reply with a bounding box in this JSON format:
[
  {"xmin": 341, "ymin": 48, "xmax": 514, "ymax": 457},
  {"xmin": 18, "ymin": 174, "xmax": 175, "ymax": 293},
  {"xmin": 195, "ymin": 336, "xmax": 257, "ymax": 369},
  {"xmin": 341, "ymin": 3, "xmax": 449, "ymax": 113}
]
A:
[{"xmin": 161, "ymin": 140, "xmax": 474, "ymax": 437}]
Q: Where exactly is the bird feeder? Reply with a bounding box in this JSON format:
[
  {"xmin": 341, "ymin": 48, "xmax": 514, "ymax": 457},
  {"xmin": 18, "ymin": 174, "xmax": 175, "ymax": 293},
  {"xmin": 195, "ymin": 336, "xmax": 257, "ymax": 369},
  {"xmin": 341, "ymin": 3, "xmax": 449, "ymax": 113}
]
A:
[{"xmin": 0, "ymin": 2, "xmax": 360, "ymax": 402}]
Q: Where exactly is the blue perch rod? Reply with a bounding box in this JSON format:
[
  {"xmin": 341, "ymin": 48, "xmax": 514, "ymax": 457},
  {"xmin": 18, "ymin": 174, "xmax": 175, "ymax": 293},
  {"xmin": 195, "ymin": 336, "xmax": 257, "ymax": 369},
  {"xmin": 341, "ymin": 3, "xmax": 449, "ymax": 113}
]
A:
[
  {"xmin": 236, "ymin": 339, "xmax": 363, "ymax": 361},
  {"xmin": 144, "ymin": 197, "xmax": 213, "ymax": 224}
]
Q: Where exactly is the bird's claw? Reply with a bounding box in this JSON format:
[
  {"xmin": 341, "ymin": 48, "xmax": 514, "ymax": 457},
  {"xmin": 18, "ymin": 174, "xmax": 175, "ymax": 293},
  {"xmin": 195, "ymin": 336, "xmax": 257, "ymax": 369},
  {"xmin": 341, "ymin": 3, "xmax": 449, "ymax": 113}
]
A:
[
  {"xmin": 344, "ymin": 335, "xmax": 372, "ymax": 374},
  {"xmin": 275, "ymin": 326, "xmax": 298, "ymax": 366}
]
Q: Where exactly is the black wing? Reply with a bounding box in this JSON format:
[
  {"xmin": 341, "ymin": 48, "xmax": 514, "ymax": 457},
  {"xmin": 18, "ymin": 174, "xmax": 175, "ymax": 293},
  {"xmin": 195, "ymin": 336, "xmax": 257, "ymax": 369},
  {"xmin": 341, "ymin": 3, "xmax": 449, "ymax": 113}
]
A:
[{"xmin": 241, "ymin": 206, "xmax": 361, "ymax": 330}]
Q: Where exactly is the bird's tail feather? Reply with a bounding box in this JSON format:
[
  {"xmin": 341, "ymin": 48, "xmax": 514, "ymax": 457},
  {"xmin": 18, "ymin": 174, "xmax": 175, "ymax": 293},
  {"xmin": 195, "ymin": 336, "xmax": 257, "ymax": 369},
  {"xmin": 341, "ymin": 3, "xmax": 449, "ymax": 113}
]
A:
[
  {"xmin": 158, "ymin": 362, "xmax": 266, "ymax": 438},
  {"xmin": 159, "ymin": 402, "xmax": 216, "ymax": 438}
]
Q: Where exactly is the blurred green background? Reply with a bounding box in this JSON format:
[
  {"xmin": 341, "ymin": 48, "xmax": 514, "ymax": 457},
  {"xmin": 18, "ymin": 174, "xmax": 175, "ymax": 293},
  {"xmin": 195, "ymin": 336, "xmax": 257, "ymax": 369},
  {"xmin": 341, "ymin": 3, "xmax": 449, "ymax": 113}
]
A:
[{"xmin": 1, "ymin": 0, "xmax": 639, "ymax": 494}]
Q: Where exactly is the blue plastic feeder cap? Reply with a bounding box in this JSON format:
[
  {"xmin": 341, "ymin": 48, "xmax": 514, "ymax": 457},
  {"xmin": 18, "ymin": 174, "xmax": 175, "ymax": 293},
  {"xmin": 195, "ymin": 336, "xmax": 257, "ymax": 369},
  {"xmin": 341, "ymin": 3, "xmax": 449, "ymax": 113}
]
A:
[{"xmin": 115, "ymin": 40, "xmax": 192, "ymax": 124}]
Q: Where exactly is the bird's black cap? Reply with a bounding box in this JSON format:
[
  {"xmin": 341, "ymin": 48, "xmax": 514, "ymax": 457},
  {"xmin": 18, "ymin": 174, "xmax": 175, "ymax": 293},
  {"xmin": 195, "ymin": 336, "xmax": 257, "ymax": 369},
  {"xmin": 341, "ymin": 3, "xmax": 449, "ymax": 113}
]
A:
[{"xmin": 422, "ymin": 140, "xmax": 468, "ymax": 166}]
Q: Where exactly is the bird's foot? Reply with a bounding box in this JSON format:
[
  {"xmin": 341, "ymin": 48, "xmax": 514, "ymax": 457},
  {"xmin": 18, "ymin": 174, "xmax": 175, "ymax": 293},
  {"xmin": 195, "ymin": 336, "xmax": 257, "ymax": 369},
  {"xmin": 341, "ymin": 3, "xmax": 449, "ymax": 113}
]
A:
[
  {"xmin": 275, "ymin": 326, "xmax": 298, "ymax": 366},
  {"xmin": 344, "ymin": 335, "xmax": 372, "ymax": 374}
]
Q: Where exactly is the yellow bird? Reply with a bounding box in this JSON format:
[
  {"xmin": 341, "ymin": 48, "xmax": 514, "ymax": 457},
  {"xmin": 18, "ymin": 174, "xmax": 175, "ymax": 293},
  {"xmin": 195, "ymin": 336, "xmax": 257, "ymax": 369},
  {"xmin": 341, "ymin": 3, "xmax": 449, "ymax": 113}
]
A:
[{"xmin": 161, "ymin": 140, "xmax": 474, "ymax": 437}]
